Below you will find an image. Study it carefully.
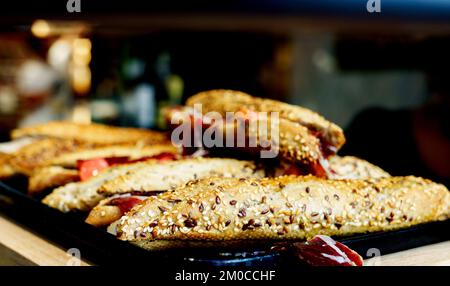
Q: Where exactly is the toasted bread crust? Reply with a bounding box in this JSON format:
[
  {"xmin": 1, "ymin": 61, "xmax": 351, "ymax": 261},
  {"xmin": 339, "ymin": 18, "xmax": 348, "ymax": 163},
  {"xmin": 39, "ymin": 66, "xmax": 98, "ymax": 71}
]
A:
[
  {"xmin": 8, "ymin": 138, "xmax": 89, "ymax": 176},
  {"xmin": 98, "ymin": 158, "xmax": 264, "ymax": 195},
  {"xmin": 168, "ymin": 106, "xmax": 323, "ymax": 166},
  {"xmin": 46, "ymin": 144, "xmax": 179, "ymax": 168},
  {"xmin": 28, "ymin": 166, "xmax": 79, "ymax": 195},
  {"xmin": 117, "ymin": 176, "xmax": 449, "ymax": 242},
  {"xmin": 219, "ymin": 114, "xmax": 322, "ymax": 165},
  {"xmin": 42, "ymin": 161, "xmax": 154, "ymax": 212},
  {"xmin": 329, "ymin": 156, "xmax": 390, "ymax": 179},
  {"xmin": 85, "ymin": 199, "xmax": 123, "ymax": 227},
  {"xmin": 43, "ymin": 158, "xmax": 264, "ymax": 212},
  {"xmin": 12, "ymin": 121, "xmax": 169, "ymax": 145},
  {"xmin": 186, "ymin": 90, "xmax": 345, "ymax": 149},
  {"xmin": 0, "ymin": 153, "xmax": 14, "ymax": 179},
  {"xmin": 85, "ymin": 195, "xmax": 148, "ymax": 227}
]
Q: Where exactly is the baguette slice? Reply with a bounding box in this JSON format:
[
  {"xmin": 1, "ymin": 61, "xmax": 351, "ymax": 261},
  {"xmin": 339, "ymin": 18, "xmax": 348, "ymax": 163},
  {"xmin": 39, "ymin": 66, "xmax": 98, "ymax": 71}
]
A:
[
  {"xmin": 85, "ymin": 195, "xmax": 148, "ymax": 227},
  {"xmin": 98, "ymin": 158, "xmax": 264, "ymax": 195},
  {"xmin": 329, "ymin": 156, "xmax": 390, "ymax": 180},
  {"xmin": 46, "ymin": 144, "xmax": 179, "ymax": 168},
  {"xmin": 0, "ymin": 153, "xmax": 14, "ymax": 179},
  {"xmin": 42, "ymin": 161, "xmax": 152, "ymax": 212},
  {"xmin": 117, "ymin": 176, "xmax": 449, "ymax": 242},
  {"xmin": 186, "ymin": 90, "xmax": 345, "ymax": 151},
  {"xmin": 7, "ymin": 138, "xmax": 90, "ymax": 176},
  {"xmin": 30, "ymin": 144, "xmax": 179, "ymax": 194},
  {"xmin": 12, "ymin": 121, "xmax": 169, "ymax": 145},
  {"xmin": 168, "ymin": 106, "xmax": 328, "ymax": 176},
  {"xmin": 43, "ymin": 158, "xmax": 264, "ymax": 212},
  {"xmin": 28, "ymin": 166, "xmax": 79, "ymax": 195}
]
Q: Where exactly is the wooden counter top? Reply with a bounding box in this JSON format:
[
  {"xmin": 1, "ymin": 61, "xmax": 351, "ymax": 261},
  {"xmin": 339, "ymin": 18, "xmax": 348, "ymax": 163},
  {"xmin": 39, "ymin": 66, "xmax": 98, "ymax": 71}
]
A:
[{"xmin": 0, "ymin": 215, "xmax": 449, "ymax": 266}]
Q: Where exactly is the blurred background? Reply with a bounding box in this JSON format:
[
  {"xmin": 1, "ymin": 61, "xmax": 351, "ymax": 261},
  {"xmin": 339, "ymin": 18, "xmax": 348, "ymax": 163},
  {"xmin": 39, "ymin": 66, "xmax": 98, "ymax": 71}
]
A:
[{"xmin": 0, "ymin": 0, "xmax": 449, "ymax": 185}]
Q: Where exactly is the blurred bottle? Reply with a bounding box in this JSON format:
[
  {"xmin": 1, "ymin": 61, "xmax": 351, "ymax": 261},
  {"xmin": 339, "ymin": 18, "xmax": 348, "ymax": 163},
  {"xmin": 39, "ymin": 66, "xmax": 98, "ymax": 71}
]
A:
[
  {"xmin": 120, "ymin": 48, "xmax": 183, "ymax": 129},
  {"xmin": 154, "ymin": 51, "xmax": 184, "ymax": 129},
  {"xmin": 120, "ymin": 51, "xmax": 156, "ymax": 128}
]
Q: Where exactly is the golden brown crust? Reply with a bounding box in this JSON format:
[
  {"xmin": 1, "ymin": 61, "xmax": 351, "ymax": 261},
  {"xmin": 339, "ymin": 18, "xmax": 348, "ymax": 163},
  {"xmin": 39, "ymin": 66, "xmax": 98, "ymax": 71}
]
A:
[
  {"xmin": 85, "ymin": 198, "xmax": 123, "ymax": 227},
  {"xmin": 98, "ymin": 158, "xmax": 264, "ymax": 195},
  {"xmin": 7, "ymin": 138, "xmax": 89, "ymax": 176},
  {"xmin": 220, "ymin": 113, "xmax": 322, "ymax": 165},
  {"xmin": 11, "ymin": 121, "xmax": 169, "ymax": 145},
  {"xmin": 43, "ymin": 158, "xmax": 264, "ymax": 213},
  {"xmin": 42, "ymin": 161, "xmax": 153, "ymax": 212},
  {"xmin": 46, "ymin": 144, "xmax": 179, "ymax": 168},
  {"xmin": 117, "ymin": 176, "xmax": 449, "ymax": 242},
  {"xmin": 0, "ymin": 153, "xmax": 14, "ymax": 179},
  {"xmin": 168, "ymin": 106, "xmax": 323, "ymax": 166},
  {"xmin": 186, "ymin": 90, "xmax": 345, "ymax": 149},
  {"xmin": 28, "ymin": 166, "xmax": 79, "ymax": 195},
  {"xmin": 329, "ymin": 156, "xmax": 390, "ymax": 180},
  {"xmin": 85, "ymin": 195, "xmax": 148, "ymax": 227}
]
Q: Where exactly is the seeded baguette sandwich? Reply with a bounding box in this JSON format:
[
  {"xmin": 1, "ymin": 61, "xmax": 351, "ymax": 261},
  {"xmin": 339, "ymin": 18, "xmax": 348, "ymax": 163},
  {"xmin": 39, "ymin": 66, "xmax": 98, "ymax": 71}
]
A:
[
  {"xmin": 85, "ymin": 159, "xmax": 263, "ymax": 227},
  {"xmin": 12, "ymin": 143, "xmax": 177, "ymax": 194},
  {"xmin": 44, "ymin": 158, "xmax": 264, "ymax": 213},
  {"xmin": 186, "ymin": 90, "xmax": 345, "ymax": 150},
  {"xmin": 87, "ymin": 157, "xmax": 387, "ymax": 227},
  {"xmin": 85, "ymin": 158, "xmax": 264, "ymax": 226},
  {"xmin": 168, "ymin": 90, "xmax": 345, "ymax": 177},
  {"xmin": 98, "ymin": 158, "xmax": 263, "ymax": 196},
  {"xmin": 44, "ymin": 144, "xmax": 178, "ymax": 169},
  {"xmin": 6, "ymin": 138, "xmax": 90, "ymax": 176},
  {"xmin": 116, "ymin": 176, "xmax": 449, "ymax": 244},
  {"xmin": 11, "ymin": 121, "xmax": 169, "ymax": 146},
  {"xmin": 42, "ymin": 160, "xmax": 158, "ymax": 212},
  {"xmin": 28, "ymin": 166, "xmax": 80, "ymax": 195}
]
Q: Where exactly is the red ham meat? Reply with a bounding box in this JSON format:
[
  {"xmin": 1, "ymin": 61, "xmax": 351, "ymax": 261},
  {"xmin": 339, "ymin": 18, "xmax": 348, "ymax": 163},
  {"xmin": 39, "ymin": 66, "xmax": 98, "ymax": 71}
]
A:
[
  {"xmin": 77, "ymin": 153, "xmax": 177, "ymax": 181},
  {"xmin": 107, "ymin": 197, "xmax": 143, "ymax": 214},
  {"xmin": 293, "ymin": 235, "xmax": 363, "ymax": 266}
]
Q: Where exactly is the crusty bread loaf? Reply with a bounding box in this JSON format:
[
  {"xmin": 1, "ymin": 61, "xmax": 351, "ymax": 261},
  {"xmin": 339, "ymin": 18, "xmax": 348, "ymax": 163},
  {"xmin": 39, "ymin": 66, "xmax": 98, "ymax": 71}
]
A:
[
  {"xmin": 0, "ymin": 153, "xmax": 14, "ymax": 179},
  {"xmin": 11, "ymin": 121, "xmax": 169, "ymax": 145},
  {"xmin": 216, "ymin": 113, "xmax": 323, "ymax": 165},
  {"xmin": 186, "ymin": 90, "xmax": 345, "ymax": 150},
  {"xmin": 43, "ymin": 158, "xmax": 264, "ymax": 212},
  {"xmin": 42, "ymin": 161, "xmax": 153, "ymax": 212},
  {"xmin": 7, "ymin": 138, "xmax": 89, "ymax": 176},
  {"xmin": 329, "ymin": 156, "xmax": 390, "ymax": 180},
  {"xmin": 85, "ymin": 195, "xmax": 148, "ymax": 227},
  {"xmin": 46, "ymin": 144, "xmax": 179, "ymax": 168},
  {"xmin": 98, "ymin": 158, "xmax": 264, "ymax": 195},
  {"xmin": 87, "ymin": 204, "xmax": 123, "ymax": 227},
  {"xmin": 117, "ymin": 176, "xmax": 449, "ymax": 242},
  {"xmin": 167, "ymin": 106, "xmax": 327, "ymax": 176},
  {"xmin": 28, "ymin": 166, "xmax": 80, "ymax": 195}
]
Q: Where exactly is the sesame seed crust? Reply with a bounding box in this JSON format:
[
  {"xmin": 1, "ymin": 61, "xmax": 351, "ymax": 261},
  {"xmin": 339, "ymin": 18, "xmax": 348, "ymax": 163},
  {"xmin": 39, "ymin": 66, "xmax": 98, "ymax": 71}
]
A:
[
  {"xmin": 98, "ymin": 158, "xmax": 264, "ymax": 195},
  {"xmin": 117, "ymin": 176, "xmax": 450, "ymax": 243},
  {"xmin": 186, "ymin": 89, "xmax": 345, "ymax": 150},
  {"xmin": 42, "ymin": 158, "xmax": 175, "ymax": 212},
  {"xmin": 11, "ymin": 120, "xmax": 168, "ymax": 146},
  {"xmin": 7, "ymin": 138, "xmax": 89, "ymax": 176},
  {"xmin": 43, "ymin": 158, "xmax": 263, "ymax": 212}
]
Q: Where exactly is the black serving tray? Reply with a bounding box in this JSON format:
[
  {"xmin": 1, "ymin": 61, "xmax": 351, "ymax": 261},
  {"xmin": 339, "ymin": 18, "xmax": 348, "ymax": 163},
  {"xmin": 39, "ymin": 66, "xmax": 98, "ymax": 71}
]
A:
[{"xmin": 0, "ymin": 178, "xmax": 449, "ymax": 267}]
